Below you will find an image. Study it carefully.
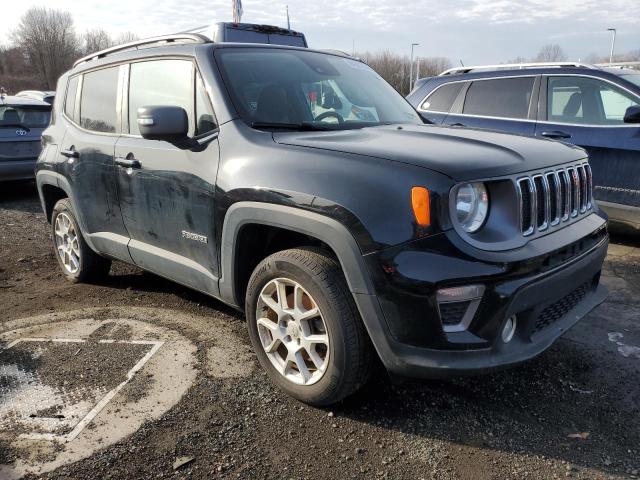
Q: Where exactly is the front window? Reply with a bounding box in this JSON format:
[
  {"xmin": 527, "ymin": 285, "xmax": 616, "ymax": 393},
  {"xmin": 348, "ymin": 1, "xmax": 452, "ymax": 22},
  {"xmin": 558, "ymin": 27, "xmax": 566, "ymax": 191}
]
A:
[
  {"xmin": 621, "ymin": 74, "xmax": 640, "ymax": 87},
  {"xmin": 547, "ymin": 76, "xmax": 639, "ymax": 125},
  {"xmin": 215, "ymin": 48, "xmax": 421, "ymax": 130},
  {"xmin": 128, "ymin": 59, "xmax": 194, "ymax": 136},
  {"xmin": 0, "ymin": 105, "xmax": 51, "ymax": 128}
]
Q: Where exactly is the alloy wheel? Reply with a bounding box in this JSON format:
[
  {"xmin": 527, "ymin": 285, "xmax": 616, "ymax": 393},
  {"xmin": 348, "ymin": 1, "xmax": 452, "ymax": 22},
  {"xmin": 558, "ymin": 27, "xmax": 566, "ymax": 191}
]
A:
[
  {"xmin": 54, "ymin": 212, "xmax": 80, "ymax": 274},
  {"xmin": 256, "ymin": 278, "xmax": 329, "ymax": 385}
]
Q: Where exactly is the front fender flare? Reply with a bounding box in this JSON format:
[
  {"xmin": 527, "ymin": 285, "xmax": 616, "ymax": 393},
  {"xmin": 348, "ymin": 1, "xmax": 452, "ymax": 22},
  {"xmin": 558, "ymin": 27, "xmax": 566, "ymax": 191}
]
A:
[{"xmin": 218, "ymin": 202, "xmax": 376, "ymax": 307}]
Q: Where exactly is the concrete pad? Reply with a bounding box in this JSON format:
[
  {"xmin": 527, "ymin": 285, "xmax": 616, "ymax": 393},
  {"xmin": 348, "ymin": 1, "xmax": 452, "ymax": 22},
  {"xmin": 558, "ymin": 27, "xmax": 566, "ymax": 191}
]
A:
[{"xmin": 0, "ymin": 313, "xmax": 198, "ymax": 479}]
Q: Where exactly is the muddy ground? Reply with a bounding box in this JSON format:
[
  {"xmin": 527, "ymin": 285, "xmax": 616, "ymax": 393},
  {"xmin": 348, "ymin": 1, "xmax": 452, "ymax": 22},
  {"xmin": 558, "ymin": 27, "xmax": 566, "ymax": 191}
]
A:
[{"xmin": 1, "ymin": 181, "xmax": 639, "ymax": 480}]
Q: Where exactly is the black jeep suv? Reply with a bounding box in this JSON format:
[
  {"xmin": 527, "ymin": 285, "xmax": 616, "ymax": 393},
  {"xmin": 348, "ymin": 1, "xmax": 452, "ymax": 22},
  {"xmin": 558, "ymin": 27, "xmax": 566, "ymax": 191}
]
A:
[{"xmin": 37, "ymin": 35, "xmax": 608, "ymax": 405}]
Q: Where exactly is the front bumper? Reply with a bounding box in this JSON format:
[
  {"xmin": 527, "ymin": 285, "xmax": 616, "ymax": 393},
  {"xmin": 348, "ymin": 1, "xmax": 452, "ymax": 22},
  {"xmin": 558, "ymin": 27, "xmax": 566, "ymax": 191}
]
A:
[
  {"xmin": 0, "ymin": 159, "xmax": 37, "ymax": 182},
  {"xmin": 356, "ymin": 214, "xmax": 609, "ymax": 379}
]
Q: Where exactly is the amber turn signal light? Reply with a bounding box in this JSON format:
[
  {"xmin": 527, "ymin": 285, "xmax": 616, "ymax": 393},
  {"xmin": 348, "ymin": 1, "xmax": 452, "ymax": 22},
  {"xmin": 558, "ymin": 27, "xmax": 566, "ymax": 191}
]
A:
[{"xmin": 411, "ymin": 187, "xmax": 431, "ymax": 226}]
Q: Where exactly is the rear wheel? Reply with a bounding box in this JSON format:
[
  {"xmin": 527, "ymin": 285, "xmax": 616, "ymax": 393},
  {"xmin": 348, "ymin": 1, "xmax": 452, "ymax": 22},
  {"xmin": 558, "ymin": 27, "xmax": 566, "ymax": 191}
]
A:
[
  {"xmin": 51, "ymin": 199, "xmax": 111, "ymax": 282},
  {"xmin": 245, "ymin": 247, "xmax": 373, "ymax": 406}
]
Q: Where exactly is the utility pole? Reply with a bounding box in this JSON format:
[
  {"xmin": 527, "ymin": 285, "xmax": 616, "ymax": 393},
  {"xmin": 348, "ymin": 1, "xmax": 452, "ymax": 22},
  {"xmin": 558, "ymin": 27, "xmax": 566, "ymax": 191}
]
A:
[
  {"xmin": 607, "ymin": 28, "xmax": 616, "ymax": 64},
  {"xmin": 286, "ymin": 5, "xmax": 291, "ymax": 31},
  {"xmin": 409, "ymin": 43, "xmax": 419, "ymax": 92}
]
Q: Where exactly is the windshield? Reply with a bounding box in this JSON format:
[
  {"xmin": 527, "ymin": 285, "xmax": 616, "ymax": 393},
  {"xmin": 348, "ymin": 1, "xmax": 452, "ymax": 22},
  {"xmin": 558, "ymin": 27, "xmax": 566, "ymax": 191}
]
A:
[
  {"xmin": 215, "ymin": 48, "xmax": 422, "ymax": 130},
  {"xmin": 621, "ymin": 74, "xmax": 640, "ymax": 87},
  {"xmin": 0, "ymin": 105, "xmax": 51, "ymax": 128}
]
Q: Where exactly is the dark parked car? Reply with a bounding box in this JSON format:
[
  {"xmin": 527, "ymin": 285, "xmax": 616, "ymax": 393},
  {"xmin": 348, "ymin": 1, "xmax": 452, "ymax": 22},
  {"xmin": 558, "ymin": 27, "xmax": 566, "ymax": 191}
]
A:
[
  {"xmin": 1, "ymin": 91, "xmax": 51, "ymax": 181},
  {"xmin": 407, "ymin": 62, "xmax": 640, "ymax": 231},
  {"xmin": 37, "ymin": 37, "xmax": 608, "ymax": 405}
]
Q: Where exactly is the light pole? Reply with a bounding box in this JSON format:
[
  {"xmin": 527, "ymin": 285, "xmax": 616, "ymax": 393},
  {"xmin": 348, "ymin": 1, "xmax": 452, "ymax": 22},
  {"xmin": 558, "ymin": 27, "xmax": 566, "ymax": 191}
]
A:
[
  {"xmin": 607, "ymin": 28, "xmax": 616, "ymax": 64},
  {"xmin": 409, "ymin": 43, "xmax": 419, "ymax": 92}
]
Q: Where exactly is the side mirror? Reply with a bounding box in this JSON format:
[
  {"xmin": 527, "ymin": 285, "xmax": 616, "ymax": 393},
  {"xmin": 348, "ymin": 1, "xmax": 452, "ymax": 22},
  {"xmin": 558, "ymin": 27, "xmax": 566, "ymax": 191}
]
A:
[
  {"xmin": 137, "ymin": 106, "xmax": 188, "ymax": 141},
  {"xmin": 624, "ymin": 105, "xmax": 640, "ymax": 124}
]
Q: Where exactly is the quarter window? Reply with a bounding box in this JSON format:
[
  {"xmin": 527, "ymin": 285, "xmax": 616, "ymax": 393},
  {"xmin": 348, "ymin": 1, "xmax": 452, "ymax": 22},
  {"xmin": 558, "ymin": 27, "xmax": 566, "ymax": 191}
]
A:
[
  {"xmin": 420, "ymin": 83, "xmax": 463, "ymax": 112},
  {"xmin": 128, "ymin": 59, "xmax": 194, "ymax": 136},
  {"xmin": 64, "ymin": 76, "xmax": 79, "ymax": 121},
  {"xmin": 80, "ymin": 67, "xmax": 120, "ymax": 133},
  {"xmin": 547, "ymin": 76, "xmax": 639, "ymax": 125},
  {"xmin": 463, "ymin": 77, "xmax": 535, "ymax": 119}
]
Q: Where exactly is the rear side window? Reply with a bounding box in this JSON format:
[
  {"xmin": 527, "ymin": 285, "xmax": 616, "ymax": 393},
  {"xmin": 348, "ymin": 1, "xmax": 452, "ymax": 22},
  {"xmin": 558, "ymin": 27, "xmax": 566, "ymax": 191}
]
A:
[
  {"xmin": 64, "ymin": 76, "xmax": 79, "ymax": 121},
  {"xmin": 80, "ymin": 67, "xmax": 120, "ymax": 133},
  {"xmin": 128, "ymin": 59, "xmax": 194, "ymax": 136},
  {"xmin": 420, "ymin": 83, "xmax": 464, "ymax": 112},
  {"xmin": 463, "ymin": 77, "xmax": 535, "ymax": 119}
]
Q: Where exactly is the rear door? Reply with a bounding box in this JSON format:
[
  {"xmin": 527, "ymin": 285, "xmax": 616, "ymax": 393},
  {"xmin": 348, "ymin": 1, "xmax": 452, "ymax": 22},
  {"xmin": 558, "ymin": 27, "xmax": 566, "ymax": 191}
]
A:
[
  {"xmin": 415, "ymin": 81, "xmax": 466, "ymax": 124},
  {"xmin": 57, "ymin": 65, "xmax": 131, "ymax": 261},
  {"xmin": 444, "ymin": 76, "xmax": 539, "ymax": 135},
  {"xmin": 115, "ymin": 58, "xmax": 221, "ymax": 295},
  {"xmin": 535, "ymin": 75, "xmax": 640, "ymax": 210}
]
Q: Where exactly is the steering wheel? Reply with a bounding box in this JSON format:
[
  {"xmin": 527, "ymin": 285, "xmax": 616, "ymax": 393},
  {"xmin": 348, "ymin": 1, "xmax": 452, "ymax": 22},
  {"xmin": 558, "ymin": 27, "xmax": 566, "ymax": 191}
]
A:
[{"xmin": 314, "ymin": 111, "xmax": 344, "ymax": 124}]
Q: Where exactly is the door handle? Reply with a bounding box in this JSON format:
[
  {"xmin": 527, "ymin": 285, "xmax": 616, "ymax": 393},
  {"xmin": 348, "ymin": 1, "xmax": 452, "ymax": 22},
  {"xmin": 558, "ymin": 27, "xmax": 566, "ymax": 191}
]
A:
[
  {"xmin": 115, "ymin": 157, "xmax": 141, "ymax": 169},
  {"xmin": 60, "ymin": 148, "xmax": 79, "ymax": 158},
  {"xmin": 449, "ymin": 122, "xmax": 465, "ymax": 127},
  {"xmin": 541, "ymin": 130, "xmax": 571, "ymax": 139}
]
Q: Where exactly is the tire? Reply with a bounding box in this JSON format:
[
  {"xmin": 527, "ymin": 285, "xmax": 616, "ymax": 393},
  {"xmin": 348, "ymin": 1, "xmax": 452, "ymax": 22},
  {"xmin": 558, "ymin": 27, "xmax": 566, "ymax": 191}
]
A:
[
  {"xmin": 51, "ymin": 198, "xmax": 111, "ymax": 283},
  {"xmin": 245, "ymin": 247, "xmax": 373, "ymax": 406}
]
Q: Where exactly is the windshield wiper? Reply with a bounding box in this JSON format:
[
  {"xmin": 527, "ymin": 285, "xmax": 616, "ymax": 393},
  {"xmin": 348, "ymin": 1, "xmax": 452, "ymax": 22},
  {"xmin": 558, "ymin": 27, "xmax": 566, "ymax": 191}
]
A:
[{"xmin": 251, "ymin": 121, "xmax": 334, "ymax": 131}]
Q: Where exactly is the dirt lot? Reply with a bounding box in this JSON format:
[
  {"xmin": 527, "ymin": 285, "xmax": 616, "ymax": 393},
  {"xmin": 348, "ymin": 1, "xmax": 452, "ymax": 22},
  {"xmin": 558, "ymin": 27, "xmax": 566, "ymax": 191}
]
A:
[{"xmin": 1, "ymin": 181, "xmax": 639, "ymax": 480}]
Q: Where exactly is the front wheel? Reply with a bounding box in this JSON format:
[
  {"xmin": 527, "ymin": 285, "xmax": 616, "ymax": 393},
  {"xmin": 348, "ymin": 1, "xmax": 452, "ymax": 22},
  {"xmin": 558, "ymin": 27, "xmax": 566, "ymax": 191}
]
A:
[{"xmin": 245, "ymin": 247, "xmax": 373, "ymax": 406}]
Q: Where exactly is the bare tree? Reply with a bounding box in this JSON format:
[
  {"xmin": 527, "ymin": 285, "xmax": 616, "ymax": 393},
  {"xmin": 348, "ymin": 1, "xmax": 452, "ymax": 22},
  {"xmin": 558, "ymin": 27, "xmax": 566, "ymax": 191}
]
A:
[
  {"xmin": 114, "ymin": 32, "xmax": 140, "ymax": 45},
  {"xmin": 506, "ymin": 56, "xmax": 529, "ymax": 64},
  {"xmin": 535, "ymin": 44, "xmax": 567, "ymax": 62},
  {"xmin": 82, "ymin": 28, "xmax": 113, "ymax": 55},
  {"xmin": 0, "ymin": 44, "xmax": 40, "ymax": 92},
  {"xmin": 11, "ymin": 7, "xmax": 79, "ymax": 89},
  {"xmin": 417, "ymin": 57, "xmax": 453, "ymax": 77},
  {"xmin": 358, "ymin": 50, "xmax": 411, "ymax": 94}
]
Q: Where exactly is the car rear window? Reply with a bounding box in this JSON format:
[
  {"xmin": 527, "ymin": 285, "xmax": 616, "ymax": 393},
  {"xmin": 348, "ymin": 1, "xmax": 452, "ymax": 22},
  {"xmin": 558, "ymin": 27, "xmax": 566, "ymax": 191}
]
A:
[
  {"xmin": 0, "ymin": 105, "xmax": 51, "ymax": 128},
  {"xmin": 80, "ymin": 66, "xmax": 120, "ymax": 133},
  {"xmin": 463, "ymin": 77, "xmax": 535, "ymax": 119},
  {"xmin": 420, "ymin": 82, "xmax": 464, "ymax": 112}
]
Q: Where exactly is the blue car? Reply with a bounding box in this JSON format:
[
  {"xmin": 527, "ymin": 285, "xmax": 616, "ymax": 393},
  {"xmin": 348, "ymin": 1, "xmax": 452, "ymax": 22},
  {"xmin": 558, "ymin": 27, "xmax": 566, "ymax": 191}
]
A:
[
  {"xmin": 407, "ymin": 62, "xmax": 640, "ymax": 231},
  {"xmin": 0, "ymin": 91, "xmax": 52, "ymax": 182}
]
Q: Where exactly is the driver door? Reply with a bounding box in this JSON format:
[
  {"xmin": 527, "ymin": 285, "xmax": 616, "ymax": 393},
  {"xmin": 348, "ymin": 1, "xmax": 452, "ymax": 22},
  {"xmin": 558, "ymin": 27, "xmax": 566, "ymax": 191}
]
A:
[{"xmin": 115, "ymin": 58, "xmax": 221, "ymax": 295}]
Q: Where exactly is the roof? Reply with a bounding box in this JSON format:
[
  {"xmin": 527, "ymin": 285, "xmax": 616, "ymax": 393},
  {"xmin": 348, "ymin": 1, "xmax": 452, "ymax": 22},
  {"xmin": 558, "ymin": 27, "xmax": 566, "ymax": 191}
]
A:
[{"xmin": 0, "ymin": 95, "xmax": 51, "ymax": 108}]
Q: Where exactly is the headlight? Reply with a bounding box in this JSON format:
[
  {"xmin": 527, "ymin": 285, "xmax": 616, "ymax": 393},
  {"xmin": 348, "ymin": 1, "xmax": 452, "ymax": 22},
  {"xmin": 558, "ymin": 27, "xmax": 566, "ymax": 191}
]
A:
[{"xmin": 455, "ymin": 182, "xmax": 489, "ymax": 233}]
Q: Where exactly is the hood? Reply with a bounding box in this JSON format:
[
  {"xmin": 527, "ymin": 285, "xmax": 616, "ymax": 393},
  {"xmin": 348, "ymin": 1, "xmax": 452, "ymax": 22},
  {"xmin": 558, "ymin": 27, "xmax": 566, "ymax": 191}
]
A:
[{"xmin": 273, "ymin": 124, "xmax": 587, "ymax": 181}]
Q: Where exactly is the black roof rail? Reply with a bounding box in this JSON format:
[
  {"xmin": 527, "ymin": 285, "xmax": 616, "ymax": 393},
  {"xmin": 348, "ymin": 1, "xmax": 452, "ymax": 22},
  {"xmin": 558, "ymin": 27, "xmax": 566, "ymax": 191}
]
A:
[{"xmin": 73, "ymin": 33, "xmax": 211, "ymax": 67}]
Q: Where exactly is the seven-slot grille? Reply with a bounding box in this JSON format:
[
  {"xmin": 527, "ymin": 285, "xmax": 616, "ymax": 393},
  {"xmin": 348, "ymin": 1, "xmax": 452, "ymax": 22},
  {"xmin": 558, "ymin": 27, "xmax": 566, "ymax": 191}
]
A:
[{"xmin": 516, "ymin": 163, "xmax": 593, "ymax": 236}]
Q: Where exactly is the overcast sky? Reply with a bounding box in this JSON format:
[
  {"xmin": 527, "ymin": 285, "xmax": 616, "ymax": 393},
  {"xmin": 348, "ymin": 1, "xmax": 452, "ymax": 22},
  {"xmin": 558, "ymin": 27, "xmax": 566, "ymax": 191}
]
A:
[{"xmin": 2, "ymin": 0, "xmax": 639, "ymax": 64}]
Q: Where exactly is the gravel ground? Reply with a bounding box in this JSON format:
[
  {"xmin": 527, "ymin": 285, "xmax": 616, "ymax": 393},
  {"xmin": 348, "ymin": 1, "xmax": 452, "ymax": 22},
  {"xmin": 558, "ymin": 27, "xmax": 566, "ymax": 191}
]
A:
[{"xmin": 1, "ymin": 180, "xmax": 639, "ymax": 480}]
